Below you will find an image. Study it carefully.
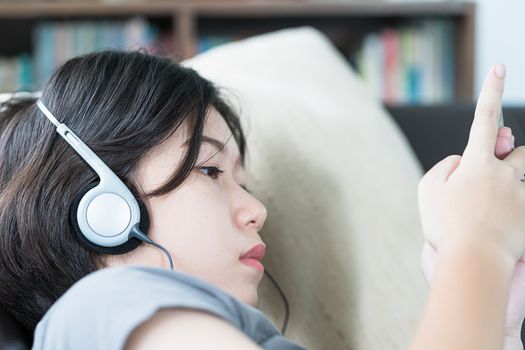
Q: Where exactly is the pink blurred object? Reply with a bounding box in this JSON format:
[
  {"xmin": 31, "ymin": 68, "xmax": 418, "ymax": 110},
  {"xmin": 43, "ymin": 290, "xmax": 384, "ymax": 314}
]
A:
[{"xmin": 495, "ymin": 126, "xmax": 515, "ymax": 159}]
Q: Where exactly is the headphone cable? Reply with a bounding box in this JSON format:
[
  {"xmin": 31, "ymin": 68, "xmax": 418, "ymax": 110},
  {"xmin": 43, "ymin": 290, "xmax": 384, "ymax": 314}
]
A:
[
  {"xmin": 129, "ymin": 224, "xmax": 174, "ymax": 270},
  {"xmin": 264, "ymin": 269, "xmax": 290, "ymax": 335}
]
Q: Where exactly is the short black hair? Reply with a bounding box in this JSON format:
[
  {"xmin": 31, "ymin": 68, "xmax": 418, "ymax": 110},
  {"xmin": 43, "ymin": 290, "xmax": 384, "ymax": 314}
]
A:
[{"xmin": 0, "ymin": 50, "xmax": 246, "ymax": 332}]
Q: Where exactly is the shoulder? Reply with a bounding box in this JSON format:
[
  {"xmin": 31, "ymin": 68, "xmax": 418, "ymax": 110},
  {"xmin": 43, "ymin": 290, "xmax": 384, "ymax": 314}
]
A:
[
  {"xmin": 125, "ymin": 308, "xmax": 263, "ymax": 350},
  {"xmin": 125, "ymin": 308, "xmax": 307, "ymax": 350},
  {"xmin": 57, "ymin": 265, "xmax": 242, "ymax": 319},
  {"xmin": 33, "ymin": 266, "xmax": 242, "ymax": 349},
  {"xmin": 32, "ymin": 266, "xmax": 303, "ymax": 350}
]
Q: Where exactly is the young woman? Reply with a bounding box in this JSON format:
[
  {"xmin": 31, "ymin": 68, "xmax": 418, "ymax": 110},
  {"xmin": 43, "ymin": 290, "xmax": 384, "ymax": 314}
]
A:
[
  {"xmin": 0, "ymin": 50, "xmax": 522, "ymax": 349},
  {"xmin": 0, "ymin": 50, "xmax": 296, "ymax": 349}
]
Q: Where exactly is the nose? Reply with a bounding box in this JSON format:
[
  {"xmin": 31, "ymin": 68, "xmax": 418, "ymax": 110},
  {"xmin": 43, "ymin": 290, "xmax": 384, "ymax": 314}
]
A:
[{"xmin": 234, "ymin": 190, "xmax": 267, "ymax": 232}]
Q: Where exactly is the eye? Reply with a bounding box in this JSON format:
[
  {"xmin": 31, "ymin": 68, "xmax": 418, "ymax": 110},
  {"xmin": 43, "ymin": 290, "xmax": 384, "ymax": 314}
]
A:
[{"xmin": 197, "ymin": 166, "xmax": 224, "ymax": 180}]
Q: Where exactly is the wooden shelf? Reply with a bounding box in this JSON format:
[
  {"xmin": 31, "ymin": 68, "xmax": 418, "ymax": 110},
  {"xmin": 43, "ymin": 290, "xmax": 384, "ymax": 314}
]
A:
[
  {"xmin": 0, "ymin": 0, "xmax": 476, "ymax": 104},
  {"xmin": 0, "ymin": 1, "xmax": 473, "ymax": 17}
]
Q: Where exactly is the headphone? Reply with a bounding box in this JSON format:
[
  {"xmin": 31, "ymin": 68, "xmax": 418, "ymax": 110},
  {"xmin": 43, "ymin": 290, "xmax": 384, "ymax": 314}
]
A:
[
  {"xmin": 35, "ymin": 98, "xmax": 290, "ymax": 334},
  {"xmin": 36, "ymin": 99, "xmax": 174, "ymax": 268}
]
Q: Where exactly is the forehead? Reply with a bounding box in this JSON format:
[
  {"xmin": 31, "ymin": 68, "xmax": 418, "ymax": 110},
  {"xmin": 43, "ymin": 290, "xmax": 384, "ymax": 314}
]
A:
[
  {"xmin": 135, "ymin": 107, "xmax": 243, "ymax": 191},
  {"xmin": 178, "ymin": 107, "xmax": 241, "ymax": 160},
  {"xmin": 202, "ymin": 108, "xmax": 232, "ymax": 143}
]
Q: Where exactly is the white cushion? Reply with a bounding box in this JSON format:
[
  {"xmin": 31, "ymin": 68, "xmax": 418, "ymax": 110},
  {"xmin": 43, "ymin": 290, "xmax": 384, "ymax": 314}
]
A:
[{"xmin": 185, "ymin": 26, "xmax": 427, "ymax": 350}]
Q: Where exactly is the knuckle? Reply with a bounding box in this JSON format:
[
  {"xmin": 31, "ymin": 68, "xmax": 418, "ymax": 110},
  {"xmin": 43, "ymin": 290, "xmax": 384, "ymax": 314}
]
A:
[
  {"xmin": 447, "ymin": 154, "xmax": 461, "ymax": 162},
  {"xmin": 432, "ymin": 154, "xmax": 460, "ymax": 170},
  {"xmin": 447, "ymin": 154, "xmax": 465, "ymax": 168}
]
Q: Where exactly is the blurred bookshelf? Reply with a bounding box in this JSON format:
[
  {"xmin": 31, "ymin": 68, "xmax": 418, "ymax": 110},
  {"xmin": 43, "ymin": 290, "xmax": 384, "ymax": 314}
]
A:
[{"xmin": 0, "ymin": 0, "xmax": 475, "ymax": 106}]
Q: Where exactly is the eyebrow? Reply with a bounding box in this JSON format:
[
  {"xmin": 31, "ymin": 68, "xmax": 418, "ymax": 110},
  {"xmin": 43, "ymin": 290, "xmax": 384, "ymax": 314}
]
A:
[
  {"xmin": 184, "ymin": 135, "xmax": 242, "ymax": 166},
  {"xmin": 183, "ymin": 135, "xmax": 226, "ymax": 152},
  {"xmin": 201, "ymin": 136, "xmax": 228, "ymax": 153}
]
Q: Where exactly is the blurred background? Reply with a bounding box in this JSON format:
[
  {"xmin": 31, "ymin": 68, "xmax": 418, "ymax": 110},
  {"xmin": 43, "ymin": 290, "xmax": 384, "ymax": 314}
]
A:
[{"xmin": 0, "ymin": 0, "xmax": 519, "ymax": 106}]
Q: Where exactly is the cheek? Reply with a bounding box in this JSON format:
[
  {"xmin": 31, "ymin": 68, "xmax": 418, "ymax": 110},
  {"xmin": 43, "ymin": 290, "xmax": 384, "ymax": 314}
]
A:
[
  {"xmin": 146, "ymin": 186, "xmax": 238, "ymax": 273},
  {"xmin": 142, "ymin": 185, "xmax": 262, "ymax": 305}
]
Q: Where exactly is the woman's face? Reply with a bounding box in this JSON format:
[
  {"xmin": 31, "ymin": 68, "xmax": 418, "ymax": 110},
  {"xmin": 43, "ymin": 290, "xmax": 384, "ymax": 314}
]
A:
[{"xmin": 106, "ymin": 108, "xmax": 267, "ymax": 307}]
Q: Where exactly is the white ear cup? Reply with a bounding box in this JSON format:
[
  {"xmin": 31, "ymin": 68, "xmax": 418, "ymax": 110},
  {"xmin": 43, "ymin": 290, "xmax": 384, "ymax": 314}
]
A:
[
  {"xmin": 76, "ymin": 181, "xmax": 141, "ymax": 247},
  {"xmin": 86, "ymin": 193, "xmax": 131, "ymax": 236}
]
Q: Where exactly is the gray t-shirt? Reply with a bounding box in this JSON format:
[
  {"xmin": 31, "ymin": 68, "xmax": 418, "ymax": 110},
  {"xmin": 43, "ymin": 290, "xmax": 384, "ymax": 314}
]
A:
[{"xmin": 32, "ymin": 266, "xmax": 305, "ymax": 350}]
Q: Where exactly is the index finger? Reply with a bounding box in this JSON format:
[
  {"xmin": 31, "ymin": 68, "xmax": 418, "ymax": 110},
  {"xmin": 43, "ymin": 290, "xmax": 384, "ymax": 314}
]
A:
[{"xmin": 463, "ymin": 64, "xmax": 506, "ymax": 160}]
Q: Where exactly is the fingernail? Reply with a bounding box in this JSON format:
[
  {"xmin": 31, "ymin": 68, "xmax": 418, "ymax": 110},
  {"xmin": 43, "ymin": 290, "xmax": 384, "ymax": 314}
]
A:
[{"xmin": 494, "ymin": 64, "xmax": 506, "ymax": 78}]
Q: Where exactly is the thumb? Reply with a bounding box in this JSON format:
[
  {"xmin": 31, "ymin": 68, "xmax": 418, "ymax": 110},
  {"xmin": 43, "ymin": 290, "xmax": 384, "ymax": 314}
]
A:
[{"xmin": 425, "ymin": 155, "xmax": 462, "ymax": 184}]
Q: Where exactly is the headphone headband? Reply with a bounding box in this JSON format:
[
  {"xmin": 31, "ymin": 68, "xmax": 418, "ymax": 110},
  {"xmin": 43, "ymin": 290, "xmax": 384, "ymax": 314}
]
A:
[{"xmin": 35, "ymin": 99, "xmax": 143, "ymax": 247}]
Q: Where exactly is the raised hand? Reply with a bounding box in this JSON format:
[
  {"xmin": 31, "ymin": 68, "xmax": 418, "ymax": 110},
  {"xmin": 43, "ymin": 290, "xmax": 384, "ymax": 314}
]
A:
[
  {"xmin": 421, "ymin": 125, "xmax": 525, "ymax": 341},
  {"xmin": 418, "ymin": 64, "xmax": 525, "ymax": 262},
  {"xmin": 418, "ymin": 64, "xmax": 525, "ymax": 349}
]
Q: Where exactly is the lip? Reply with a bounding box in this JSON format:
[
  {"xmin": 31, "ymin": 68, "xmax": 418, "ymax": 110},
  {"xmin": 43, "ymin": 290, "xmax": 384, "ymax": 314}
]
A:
[
  {"xmin": 240, "ymin": 243, "xmax": 266, "ymax": 260},
  {"xmin": 240, "ymin": 243, "xmax": 266, "ymax": 273}
]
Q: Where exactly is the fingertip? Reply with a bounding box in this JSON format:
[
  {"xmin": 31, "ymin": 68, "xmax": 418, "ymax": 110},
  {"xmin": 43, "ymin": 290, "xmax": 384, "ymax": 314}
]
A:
[
  {"xmin": 498, "ymin": 126, "xmax": 512, "ymax": 137},
  {"xmin": 494, "ymin": 63, "xmax": 506, "ymax": 79}
]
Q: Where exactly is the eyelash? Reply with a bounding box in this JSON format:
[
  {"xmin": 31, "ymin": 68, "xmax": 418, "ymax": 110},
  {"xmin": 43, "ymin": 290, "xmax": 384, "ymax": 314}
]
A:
[
  {"xmin": 197, "ymin": 166, "xmax": 224, "ymax": 180},
  {"xmin": 196, "ymin": 166, "xmax": 250, "ymax": 193}
]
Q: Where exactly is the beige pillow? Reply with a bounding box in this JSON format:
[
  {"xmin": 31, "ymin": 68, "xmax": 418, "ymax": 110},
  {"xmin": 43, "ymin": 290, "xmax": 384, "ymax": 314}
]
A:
[{"xmin": 184, "ymin": 26, "xmax": 427, "ymax": 350}]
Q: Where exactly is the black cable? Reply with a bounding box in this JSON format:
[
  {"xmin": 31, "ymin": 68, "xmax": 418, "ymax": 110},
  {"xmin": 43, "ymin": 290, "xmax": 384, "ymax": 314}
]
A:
[
  {"xmin": 148, "ymin": 240, "xmax": 174, "ymax": 271},
  {"xmin": 264, "ymin": 269, "xmax": 290, "ymax": 335},
  {"xmin": 129, "ymin": 224, "xmax": 174, "ymax": 270}
]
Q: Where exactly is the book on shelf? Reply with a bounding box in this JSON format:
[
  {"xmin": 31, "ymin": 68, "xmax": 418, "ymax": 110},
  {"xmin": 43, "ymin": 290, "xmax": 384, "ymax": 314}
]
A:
[
  {"xmin": 0, "ymin": 17, "xmax": 171, "ymax": 92},
  {"xmin": 0, "ymin": 17, "xmax": 458, "ymax": 106},
  {"xmin": 0, "ymin": 54, "xmax": 32, "ymax": 93},
  {"xmin": 33, "ymin": 17, "xmax": 168, "ymax": 87},
  {"xmin": 354, "ymin": 19, "xmax": 455, "ymax": 105}
]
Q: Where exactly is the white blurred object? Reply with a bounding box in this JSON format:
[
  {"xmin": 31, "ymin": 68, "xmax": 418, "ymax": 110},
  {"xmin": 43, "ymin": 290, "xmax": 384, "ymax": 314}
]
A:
[{"xmin": 0, "ymin": 91, "xmax": 41, "ymax": 103}]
